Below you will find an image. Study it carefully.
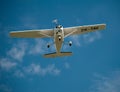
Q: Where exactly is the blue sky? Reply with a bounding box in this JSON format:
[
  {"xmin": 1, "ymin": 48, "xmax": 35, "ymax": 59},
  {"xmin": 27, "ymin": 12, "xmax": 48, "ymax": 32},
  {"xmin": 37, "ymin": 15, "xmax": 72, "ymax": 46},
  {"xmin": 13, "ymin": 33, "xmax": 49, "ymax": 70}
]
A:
[{"xmin": 0, "ymin": 0, "xmax": 120, "ymax": 92}]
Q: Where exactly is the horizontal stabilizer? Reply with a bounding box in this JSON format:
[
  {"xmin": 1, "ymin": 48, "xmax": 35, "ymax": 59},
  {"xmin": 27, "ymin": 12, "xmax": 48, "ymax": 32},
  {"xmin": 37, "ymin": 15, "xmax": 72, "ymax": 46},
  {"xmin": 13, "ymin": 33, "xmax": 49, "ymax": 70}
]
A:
[{"xmin": 44, "ymin": 52, "xmax": 72, "ymax": 58}]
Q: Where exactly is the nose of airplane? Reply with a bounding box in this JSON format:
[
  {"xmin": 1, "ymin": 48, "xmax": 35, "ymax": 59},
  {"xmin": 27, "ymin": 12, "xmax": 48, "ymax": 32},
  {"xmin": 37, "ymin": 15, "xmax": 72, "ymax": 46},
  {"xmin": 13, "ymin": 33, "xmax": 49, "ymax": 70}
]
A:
[{"xmin": 56, "ymin": 25, "xmax": 63, "ymax": 28}]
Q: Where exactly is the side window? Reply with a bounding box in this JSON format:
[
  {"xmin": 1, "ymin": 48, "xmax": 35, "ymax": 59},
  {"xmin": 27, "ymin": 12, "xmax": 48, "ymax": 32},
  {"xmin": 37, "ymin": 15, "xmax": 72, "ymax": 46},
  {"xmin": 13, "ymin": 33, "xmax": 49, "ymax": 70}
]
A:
[{"xmin": 58, "ymin": 30, "xmax": 61, "ymax": 32}]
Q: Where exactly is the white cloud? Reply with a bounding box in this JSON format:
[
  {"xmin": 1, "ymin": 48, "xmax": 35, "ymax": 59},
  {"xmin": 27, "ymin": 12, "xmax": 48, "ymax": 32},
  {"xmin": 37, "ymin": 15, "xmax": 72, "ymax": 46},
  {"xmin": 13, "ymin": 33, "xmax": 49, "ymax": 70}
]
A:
[
  {"xmin": 46, "ymin": 64, "xmax": 61, "ymax": 75},
  {"xmin": 20, "ymin": 15, "xmax": 40, "ymax": 29},
  {"xmin": 7, "ymin": 47, "xmax": 25, "ymax": 61},
  {"xmin": 70, "ymin": 35, "xmax": 81, "ymax": 47},
  {"xmin": 13, "ymin": 63, "xmax": 60, "ymax": 78},
  {"xmin": 0, "ymin": 38, "xmax": 61, "ymax": 77},
  {"xmin": 0, "ymin": 58, "xmax": 17, "ymax": 71},
  {"xmin": 7, "ymin": 41, "xmax": 27, "ymax": 61},
  {"xmin": 69, "ymin": 31, "xmax": 101, "ymax": 47},
  {"xmin": 83, "ymin": 32, "xmax": 101, "ymax": 44},
  {"xmin": 90, "ymin": 71, "xmax": 120, "ymax": 92},
  {"xmin": 24, "ymin": 63, "xmax": 60, "ymax": 76},
  {"xmin": 29, "ymin": 39, "xmax": 47, "ymax": 55},
  {"xmin": 24, "ymin": 63, "xmax": 40, "ymax": 74},
  {"xmin": 64, "ymin": 62, "xmax": 70, "ymax": 69},
  {"xmin": 14, "ymin": 70, "xmax": 25, "ymax": 78},
  {"xmin": 0, "ymin": 84, "xmax": 12, "ymax": 92}
]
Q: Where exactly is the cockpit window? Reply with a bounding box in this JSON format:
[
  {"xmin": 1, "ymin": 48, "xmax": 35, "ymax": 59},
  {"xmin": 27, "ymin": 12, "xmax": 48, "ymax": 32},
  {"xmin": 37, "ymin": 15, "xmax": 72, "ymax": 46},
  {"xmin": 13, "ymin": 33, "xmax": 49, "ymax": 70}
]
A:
[{"xmin": 56, "ymin": 25, "xmax": 62, "ymax": 28}]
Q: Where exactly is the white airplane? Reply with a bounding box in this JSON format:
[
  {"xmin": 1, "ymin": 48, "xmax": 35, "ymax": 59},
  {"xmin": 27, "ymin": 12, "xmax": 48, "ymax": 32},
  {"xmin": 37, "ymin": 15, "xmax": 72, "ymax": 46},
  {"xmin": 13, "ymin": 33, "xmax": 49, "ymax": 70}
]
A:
[{"xmin": 10, "ymin": 21, "xmax": 106, "ymax": 58}]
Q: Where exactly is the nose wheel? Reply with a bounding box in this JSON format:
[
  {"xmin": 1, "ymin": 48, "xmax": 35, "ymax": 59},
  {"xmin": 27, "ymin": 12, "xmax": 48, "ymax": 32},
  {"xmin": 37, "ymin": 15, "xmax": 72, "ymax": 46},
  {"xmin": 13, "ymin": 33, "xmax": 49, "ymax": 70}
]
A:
[{"xmin": 58, "ymin": 36, "xmax": 61, "ymax": 41}]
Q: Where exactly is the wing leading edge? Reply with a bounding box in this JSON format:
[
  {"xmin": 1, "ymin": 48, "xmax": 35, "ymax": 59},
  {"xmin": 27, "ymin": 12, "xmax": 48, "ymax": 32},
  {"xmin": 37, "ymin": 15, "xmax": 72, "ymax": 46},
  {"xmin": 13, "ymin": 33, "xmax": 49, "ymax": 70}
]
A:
[
  {"xmin": 10, "ymin": 29, "xmax": 54, "ymax": 38},
  {"xmin": 64, "ymin": 24, "xmax": 106, "ymax": 38}
]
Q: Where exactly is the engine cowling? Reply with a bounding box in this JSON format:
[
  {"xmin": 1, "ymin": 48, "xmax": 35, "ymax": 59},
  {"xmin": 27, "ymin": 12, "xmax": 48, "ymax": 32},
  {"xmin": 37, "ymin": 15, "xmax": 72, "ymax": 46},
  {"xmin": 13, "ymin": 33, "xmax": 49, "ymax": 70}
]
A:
[{"xmin": 69, "ymin": 41, "xmax": 72, "ymax": 46}]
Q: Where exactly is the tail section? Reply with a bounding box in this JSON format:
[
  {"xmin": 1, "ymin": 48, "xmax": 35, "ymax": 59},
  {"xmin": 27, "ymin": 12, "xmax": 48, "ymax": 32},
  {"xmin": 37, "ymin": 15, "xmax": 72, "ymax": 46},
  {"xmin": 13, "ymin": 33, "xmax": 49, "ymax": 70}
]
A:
[{"xmin": 44, "ymin": 52, "xmax": 72, "ymax": 58}]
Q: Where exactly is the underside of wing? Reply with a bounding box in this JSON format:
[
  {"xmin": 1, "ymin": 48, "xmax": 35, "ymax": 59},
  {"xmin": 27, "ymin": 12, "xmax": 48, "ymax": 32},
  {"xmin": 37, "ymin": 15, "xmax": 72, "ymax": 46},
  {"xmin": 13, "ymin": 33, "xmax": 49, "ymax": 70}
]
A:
[
  {"xmin": 10, "ymin": 29, "xmax": 54, "ymax": 38},
  {"xmin": 64, "ymin": 24, "xmax": 106, "ymax": 38}
]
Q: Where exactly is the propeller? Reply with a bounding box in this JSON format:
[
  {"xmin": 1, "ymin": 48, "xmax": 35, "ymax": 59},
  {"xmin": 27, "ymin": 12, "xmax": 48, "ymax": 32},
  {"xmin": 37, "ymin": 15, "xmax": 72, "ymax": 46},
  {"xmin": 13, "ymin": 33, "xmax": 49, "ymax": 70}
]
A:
[{"xmin": 52, "ymin": 19, "xmax": 58, "ymax": 26}]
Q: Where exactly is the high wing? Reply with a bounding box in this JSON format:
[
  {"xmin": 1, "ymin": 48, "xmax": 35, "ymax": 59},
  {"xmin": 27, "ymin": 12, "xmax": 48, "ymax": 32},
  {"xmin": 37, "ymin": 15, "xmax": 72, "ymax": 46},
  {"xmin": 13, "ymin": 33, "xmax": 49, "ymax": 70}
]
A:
[
  {"xmin": 64, "ymin": 24, "xmax": 106, "ymax": 38},
  {"xmin": 10, "ymin": 29, "xmax": 54, "ymax": 38}
]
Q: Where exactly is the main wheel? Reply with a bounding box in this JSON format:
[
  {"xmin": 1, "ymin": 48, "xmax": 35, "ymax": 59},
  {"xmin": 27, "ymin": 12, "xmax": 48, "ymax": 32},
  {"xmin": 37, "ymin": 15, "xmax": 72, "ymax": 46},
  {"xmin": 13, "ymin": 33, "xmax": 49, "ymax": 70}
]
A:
[
  {"xmin": 47, "ymin": 44, "xmax": 50, "ymax": 48},
  {"xmin": 69, "ymin": 41, "xmax": 72, "ymax": 46}
]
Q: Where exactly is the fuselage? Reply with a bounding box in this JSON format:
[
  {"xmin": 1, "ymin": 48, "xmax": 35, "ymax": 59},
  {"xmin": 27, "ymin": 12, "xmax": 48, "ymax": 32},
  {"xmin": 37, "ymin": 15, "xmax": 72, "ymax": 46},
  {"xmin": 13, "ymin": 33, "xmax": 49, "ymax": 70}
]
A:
[{"xmin": 54, "ymin": 25, "xmax": 64, "ymax": 53}]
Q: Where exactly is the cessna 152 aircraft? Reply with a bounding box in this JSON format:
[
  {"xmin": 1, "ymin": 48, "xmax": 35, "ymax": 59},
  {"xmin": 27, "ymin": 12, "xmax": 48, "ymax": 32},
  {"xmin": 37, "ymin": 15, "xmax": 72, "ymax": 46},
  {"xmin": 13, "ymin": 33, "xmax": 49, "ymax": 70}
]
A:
[{"xmin": 10, "ymin": 21, "xmax": 106, "ymax": 58}]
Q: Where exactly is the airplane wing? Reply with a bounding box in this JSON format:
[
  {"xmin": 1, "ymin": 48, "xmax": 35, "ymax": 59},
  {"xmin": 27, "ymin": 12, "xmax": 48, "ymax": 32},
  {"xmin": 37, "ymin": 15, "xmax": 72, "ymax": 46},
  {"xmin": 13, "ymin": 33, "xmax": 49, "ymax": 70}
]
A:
[
  {"xmin": 10, "ymin": 29, "xmax": 54, "ymax": 38},
  {"xmin": 64, "ymin": 24, "xmax": 106, "ymax": 38}
]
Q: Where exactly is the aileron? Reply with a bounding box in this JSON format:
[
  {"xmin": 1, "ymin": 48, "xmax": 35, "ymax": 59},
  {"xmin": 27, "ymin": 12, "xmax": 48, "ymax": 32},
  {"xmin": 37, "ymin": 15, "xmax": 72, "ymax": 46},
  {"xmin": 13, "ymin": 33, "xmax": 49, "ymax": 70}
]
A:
[{"xmin": 10, "ymin": 29, "xmax": 54, "ymax": 38}]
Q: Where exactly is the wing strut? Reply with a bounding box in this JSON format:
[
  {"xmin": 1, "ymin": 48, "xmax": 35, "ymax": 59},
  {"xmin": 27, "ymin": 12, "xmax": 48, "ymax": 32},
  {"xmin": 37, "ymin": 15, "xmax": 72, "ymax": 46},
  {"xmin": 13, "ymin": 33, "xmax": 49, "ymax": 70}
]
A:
[{"xmin": 64, "ymin": 30, "xmax": 77, "ymax": 38}]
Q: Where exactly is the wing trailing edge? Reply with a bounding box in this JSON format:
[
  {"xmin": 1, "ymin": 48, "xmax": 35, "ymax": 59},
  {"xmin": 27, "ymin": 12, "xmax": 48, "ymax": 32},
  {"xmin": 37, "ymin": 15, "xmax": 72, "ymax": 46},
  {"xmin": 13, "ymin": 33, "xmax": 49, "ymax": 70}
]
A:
[{"xmin": 10, "ymin": 29, "xmax": 54, "ymax": 38}]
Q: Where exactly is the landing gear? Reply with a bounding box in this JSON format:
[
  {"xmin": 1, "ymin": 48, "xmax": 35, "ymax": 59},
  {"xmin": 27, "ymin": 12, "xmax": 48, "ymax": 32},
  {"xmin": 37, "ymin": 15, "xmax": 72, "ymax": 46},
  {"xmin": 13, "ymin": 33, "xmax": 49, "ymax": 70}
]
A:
[
  {"xmin": 63, "ymin": 41, "xmax": 72, "ymax": 46},
  {"xmin": 58, "ymin": 36, "xmax": 61, "ymax": 41},
  {"xmin": 69, "ymin": 41, "xmax": 72, "ymax": 46},
  {"xmin": 47, "ymin": 42, "xmax": 54, "ymax": 48},
  {"xmin": 47, "ymin": 44, "xmax": 50, "ymax": 48}
]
